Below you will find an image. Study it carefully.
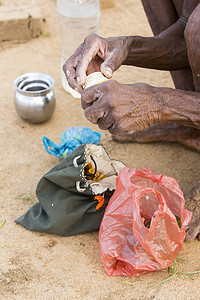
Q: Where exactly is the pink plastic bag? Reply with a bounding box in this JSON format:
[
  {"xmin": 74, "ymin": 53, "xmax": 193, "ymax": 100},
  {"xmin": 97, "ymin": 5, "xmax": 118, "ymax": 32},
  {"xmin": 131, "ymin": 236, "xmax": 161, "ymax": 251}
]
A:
[{"xmin": 99, "ymin": 167, "xmax": 192, "ymax": 277}]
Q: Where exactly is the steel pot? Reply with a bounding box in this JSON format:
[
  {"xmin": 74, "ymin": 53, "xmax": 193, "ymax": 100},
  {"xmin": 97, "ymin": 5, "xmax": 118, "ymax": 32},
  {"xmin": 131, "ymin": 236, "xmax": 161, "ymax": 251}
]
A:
[{"xmin": 14, "ymin": 72, "xmax": 56, "ymax": 123}]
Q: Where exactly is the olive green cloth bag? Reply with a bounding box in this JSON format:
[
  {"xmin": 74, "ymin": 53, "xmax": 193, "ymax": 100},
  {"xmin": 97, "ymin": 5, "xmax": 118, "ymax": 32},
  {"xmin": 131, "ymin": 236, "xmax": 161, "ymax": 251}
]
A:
[{"xmin": 16, "ymin": 144, "xmax": 125, "ymax": 236}]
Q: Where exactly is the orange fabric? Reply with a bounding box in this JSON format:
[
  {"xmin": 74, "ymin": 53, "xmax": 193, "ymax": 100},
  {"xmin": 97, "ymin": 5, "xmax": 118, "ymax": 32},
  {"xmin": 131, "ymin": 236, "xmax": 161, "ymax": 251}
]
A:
[{"xmin": 95, "ymin": 195, "xmax": 105, "ymax": 210}]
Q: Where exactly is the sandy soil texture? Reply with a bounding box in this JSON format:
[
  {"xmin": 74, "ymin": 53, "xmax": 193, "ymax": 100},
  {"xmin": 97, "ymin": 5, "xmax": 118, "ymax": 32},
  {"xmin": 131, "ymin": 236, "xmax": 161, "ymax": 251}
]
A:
[{"xmin": 0, "ymin": 0, "xmax": 200, "ymax": 299}]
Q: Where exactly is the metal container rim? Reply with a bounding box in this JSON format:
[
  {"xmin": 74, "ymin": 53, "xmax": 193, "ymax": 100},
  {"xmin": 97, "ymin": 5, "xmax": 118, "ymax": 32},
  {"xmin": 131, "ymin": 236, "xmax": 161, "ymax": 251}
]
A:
[{"xmin": 14, "ymin": 72, "xmax": 55, "ymax": 94}]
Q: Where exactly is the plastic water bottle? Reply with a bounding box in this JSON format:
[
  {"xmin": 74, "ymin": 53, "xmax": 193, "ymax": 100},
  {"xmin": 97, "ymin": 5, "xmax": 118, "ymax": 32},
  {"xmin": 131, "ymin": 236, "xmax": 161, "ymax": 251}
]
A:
[{"xmin": 57, "ymin": 0, "xmax": 101, "ymax": 98}]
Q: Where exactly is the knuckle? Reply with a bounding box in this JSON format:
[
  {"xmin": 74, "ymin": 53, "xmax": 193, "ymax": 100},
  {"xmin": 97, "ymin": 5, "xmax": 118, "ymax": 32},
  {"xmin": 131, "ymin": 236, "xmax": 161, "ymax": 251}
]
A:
[
  {"xmin": 62, "ymin": 62, "xmax": 68, "ymax": 72},
  {"xmin": 84, "ymin": 33, "xmax": 99, "ymax": 43},
  {"xmin": 81, "ymin": 89, "xmax": 88, "ymax": 100},
  {"xmin": 63, "ymin": 59, "xmax": 74, "ymax": 73},
  {"xmin": 81, "ymin": 91, "xmax": 90, "ymax": 109},
  {"xmin": 81, "ymin": 89, "xmax": 86, "ymax": 97},
  {"xmin": 98, "ymin": 120, "xmax": 109, "ymax": 130},
  {"xmin": 76, "ymin": 58, "xmax": 82, "ymax": 69},
  {"xmin": 81, "ymin": 100, "xmax": 87, "ymax": 110},
  {"xmin": 84, "ymin": 108, "xmax": 96, "ymax": 124},
  {"xmin": 98, "ymin": 123, "xmax": 106, "ymax": 130}
]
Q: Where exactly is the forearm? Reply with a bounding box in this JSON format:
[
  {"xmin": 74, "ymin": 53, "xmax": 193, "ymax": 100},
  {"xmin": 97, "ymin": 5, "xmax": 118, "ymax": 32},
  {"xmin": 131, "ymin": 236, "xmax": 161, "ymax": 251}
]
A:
[
  {"xmin": 123, "ymin": 20, "xmax": 189, "ymax": 71},
  {"xmin": 157, "ymin": 87, "xmax": 200, "ymax": 128}
]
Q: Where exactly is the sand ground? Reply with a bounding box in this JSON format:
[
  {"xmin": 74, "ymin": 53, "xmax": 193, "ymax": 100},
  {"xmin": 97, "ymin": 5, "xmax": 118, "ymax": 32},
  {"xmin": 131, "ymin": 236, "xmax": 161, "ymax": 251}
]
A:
[{"xmin": 0, "ymin": 0, "xmax": 200, "ymax": 299}]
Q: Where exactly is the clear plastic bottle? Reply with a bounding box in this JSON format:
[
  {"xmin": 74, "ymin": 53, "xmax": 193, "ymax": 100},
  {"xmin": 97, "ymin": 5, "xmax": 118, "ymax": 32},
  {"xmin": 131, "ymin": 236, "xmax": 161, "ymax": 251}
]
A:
[{"xmin": 57, "ymin": 0, "xmax": 101, "ymax": 98}]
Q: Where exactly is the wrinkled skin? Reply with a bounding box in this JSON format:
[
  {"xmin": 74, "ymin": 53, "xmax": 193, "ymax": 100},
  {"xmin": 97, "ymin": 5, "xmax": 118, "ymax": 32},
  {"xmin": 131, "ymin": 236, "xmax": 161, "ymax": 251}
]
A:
[
  {"xmin": 185, "ymin": 186, "xmax": 200, "ymax": 240},
  {"xmin": 63, "ymin": 35, "xmax": 131, "ymax": 93},
  {"xmin": 81, "ymin": 81, "xmax": 165, "ymax": 134},
  {"xmin": 63, "ymin": 0, "xmax": 200, "ymax": 241}
]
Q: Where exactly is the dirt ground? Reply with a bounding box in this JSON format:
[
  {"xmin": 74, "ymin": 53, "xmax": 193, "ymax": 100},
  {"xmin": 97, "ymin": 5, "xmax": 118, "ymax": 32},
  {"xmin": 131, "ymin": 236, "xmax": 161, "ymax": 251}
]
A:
[{"xmin": 1, "ymin": 0, "xmax": 200, "ymax": 299}]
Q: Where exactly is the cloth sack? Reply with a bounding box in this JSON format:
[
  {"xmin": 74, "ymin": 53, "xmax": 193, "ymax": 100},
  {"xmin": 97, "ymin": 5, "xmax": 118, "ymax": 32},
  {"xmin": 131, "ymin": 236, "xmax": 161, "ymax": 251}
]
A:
[{"xmin": 16, "ymin": 144, "xmax": 125, "ymax": 236}]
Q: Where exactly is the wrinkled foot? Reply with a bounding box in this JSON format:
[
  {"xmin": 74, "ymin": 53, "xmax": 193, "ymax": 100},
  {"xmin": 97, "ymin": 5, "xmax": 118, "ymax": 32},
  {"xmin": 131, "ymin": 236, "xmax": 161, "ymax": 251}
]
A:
[
  {"xmin": 185, "ymin": 185, "xmax": 200, "ymax": 241},
  {"xmin": 112, "ymin": 124, "xmax": 200, "ymax": 152}
]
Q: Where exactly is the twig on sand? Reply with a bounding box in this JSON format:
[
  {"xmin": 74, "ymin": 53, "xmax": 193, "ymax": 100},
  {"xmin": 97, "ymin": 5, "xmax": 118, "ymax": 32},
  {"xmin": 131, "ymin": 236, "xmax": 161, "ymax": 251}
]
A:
[
  {"xmin": 147, "ymin": 258, "xmax": 200, "ymax": 290},
  {"xmin": 17, "ymin": 266, "xmax": 27, "ymax": 276},
  {"xmin": 0, "ymin": 219, "xmax": 6, "ymax": 228},
  {"xmin": 17, "ymin": 266, "xmax": 28, "ymax": 280},
  {"xmin": 15, "ymin": 193, "xmax": 36, "ymax": 205},
  {"xmin": 121, "ymin": 257, "xmax": 200, "ymax": 290}
]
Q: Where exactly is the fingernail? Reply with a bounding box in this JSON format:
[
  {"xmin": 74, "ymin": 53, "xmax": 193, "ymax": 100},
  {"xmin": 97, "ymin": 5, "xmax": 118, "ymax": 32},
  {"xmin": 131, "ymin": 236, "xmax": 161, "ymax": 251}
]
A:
[{"xmin": 105, "ymin": 68, "xmax": 112, "ymax": 78}]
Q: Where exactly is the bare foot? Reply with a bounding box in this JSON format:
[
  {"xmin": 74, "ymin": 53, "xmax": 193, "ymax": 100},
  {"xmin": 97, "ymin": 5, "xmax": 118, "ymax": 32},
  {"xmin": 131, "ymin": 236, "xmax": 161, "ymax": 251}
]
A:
[
  {"xmin": 112, "ymin": 124, "xmax": 200, "ymax": 152},
  {"xmin": 185, "ymin": 185, "xmax": 200, "ymax": 241}
]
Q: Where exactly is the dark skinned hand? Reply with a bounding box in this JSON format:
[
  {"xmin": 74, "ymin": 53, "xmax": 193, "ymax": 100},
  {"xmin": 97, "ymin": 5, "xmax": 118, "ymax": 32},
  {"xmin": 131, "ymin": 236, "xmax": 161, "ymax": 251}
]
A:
[
  {"xmin": 81, "ymin": 80, "xmax": 163, "ymax": 135},
  {"xmin": 63, "ymin": 34, "xmax": 131, "ymax": 93}
]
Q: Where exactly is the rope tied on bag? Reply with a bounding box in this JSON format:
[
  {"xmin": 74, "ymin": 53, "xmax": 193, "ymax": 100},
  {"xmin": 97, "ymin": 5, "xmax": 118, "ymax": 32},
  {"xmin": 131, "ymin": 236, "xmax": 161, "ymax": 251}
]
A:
[{"xmin": 84, "ymin": 155, "xmax": 106, "ymax": 210}]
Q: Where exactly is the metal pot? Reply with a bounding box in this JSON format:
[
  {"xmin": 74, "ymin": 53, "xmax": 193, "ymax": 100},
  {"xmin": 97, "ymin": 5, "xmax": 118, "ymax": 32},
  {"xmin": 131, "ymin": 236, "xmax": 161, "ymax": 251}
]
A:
[{"xmin": 14, "ymin": 72, "xmax": 56, "ymax": 123}]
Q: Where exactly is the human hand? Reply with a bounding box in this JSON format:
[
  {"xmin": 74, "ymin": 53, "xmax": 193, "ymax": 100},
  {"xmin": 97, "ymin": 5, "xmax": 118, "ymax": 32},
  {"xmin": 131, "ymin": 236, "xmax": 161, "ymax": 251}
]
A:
[
  {"xmin": 185, "ymin": 185, "xmax": 200, "ymax": 241},
  {"xmin": 81, "ymin": 80, "xmax": 163, "ymax": 135},
  {"xmin": 63, "ymin": 34, "xmax": 132, "ymax": 93}
]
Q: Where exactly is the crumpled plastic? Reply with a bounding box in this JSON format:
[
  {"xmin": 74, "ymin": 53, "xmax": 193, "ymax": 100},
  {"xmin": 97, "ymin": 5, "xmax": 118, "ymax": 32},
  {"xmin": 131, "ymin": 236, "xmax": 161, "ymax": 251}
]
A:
[
  {"xmin": 42, "ymin": 126, "xmax": 102, "ymax": 158},
  {"xmin": 99, "ymin": 167, "xmax": 192, "ymax": 277}
]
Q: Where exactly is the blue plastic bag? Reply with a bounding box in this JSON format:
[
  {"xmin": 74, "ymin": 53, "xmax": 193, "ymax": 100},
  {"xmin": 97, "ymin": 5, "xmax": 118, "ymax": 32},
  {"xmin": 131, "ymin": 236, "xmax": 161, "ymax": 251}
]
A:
[{"xmin": 42, "ymin": 126, "xmax": 102, "ymax": 158}]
